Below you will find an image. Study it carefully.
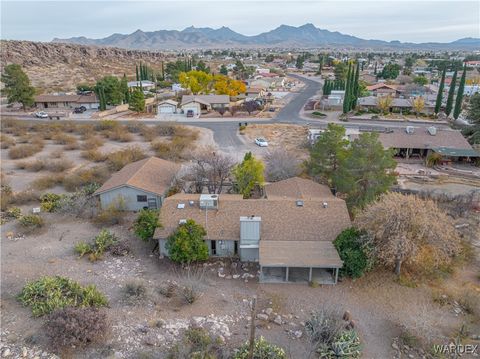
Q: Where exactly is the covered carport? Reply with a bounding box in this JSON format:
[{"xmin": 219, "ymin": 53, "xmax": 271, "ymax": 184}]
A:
[{"xmin": 259, "ymin": 241, "xmax": 343, "ymax": 284}]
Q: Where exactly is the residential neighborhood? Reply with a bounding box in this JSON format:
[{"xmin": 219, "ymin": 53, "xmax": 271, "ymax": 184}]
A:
[{"xmin": 1, "ymin": 2, "xmax": 480, "ymax": 359}]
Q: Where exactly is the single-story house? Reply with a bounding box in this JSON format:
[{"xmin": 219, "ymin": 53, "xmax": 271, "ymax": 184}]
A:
[
  {"xmin": 157, "ymin": 99, "xmax": 178, "ymax": 114},
  {"xmin": 366, "ymin": 83, "xmax": 402, "ymax": 97},
  {"xmin": 94, "ymin": 157, "xmax": 180, "ymax": 211},
  {"xmin": 127, "ymin": 81, "xmax": 156, "ymax": 90},
  {"xmin": 35, "ymin": 94, "xmax": 99, "ymax": 110},
  {"xmin": 180, "ymin": 95, "xmax": 230, "ymax": 116},
  {"xmin": 245, "ymin": 87, "xmax": 266, "ymax": 98},
  {"xmin": 154, "ymin": 177, "xmax": 351, "ymax": 284},
  {"xmin": 377, "ymin": 127, "xmax": 478, "ymax": 160},
  {"xmin": 358, "ymin": 96, "xmax": 435, "ymax": 114}
]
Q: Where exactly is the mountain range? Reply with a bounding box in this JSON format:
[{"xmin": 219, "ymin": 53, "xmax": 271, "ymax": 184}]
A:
[{"xmin": 52, "ymin": 24, "xmax": 480, "ymax": 50}]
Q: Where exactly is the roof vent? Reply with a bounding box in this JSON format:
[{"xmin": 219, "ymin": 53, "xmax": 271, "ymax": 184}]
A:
[
  {"xmin": 188, "ymin": 200, "xmax": 195, "ymax": 206},
  {"xmin": 406, "ymin": 126, "xmax": 415, "ymax": 134},
  {"xmin": 323, "ymin": 202, "xmax": 328, "ymax": 208},
  {"xmin": 427, "ymin": 126, "xmax": 437, "ymax": 136},
  {"xmin": 296, "ymin": 200, "xmax": 304, "ymax": 207},
  {"xmin": 179, "ymin": 219, "xmax": 187, "ymax": 225},
  {"xmin": 177, "ymin": 203, "xmax": 185, "ymax": 209}
]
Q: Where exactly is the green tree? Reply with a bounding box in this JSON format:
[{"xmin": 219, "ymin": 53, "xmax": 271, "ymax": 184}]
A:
[
  {"xmin": 308, "ymin": 123, "xmax": 349, "ymax": 186},
  {"xmin": 166, "ymin": 219, "xmax": 208, "ymax": 264},
  {"xmin": 97, "ymin": 86, "xmax": 107, "ymax": 111},
  {"xmin": 453, "ymin": 64, "xmax": 467, "ymax": 119},
  {"xmin": 295, "ymin": 55, "xmax": 304, "ymax": 69},
  {"xmin": 128, "ymin": 88, "xmax": 145, "ymax": 113},
  {"xmin": 445, "ymin": 69, "xmax": 457, "ymax": 116},
  {"xmin": 434, "ymin": 66, "xmax": 446, "ymax": 114},
  {"xmin": 1, "ymin": 64, "xmax": 35, "ymax": 110},
  {"xmin": 335, "ymin": 132, "xmax": 397, "ymax": 210},
  {"xmin": 233, "ymin": 152, "xmax": 265, "ymax": 198},
  {"xmin": 219, "ymin": 64, "xmax": 228, "ymax": 75},
  {"xmin": 95, "ymin": 76, "xmax": 124, "ymax": 105},
  {"xmin": 133, "ymin": 209, "xmax": 161, "ymax": 242},
  {"xmin": 413, "ymin": 75, "xmax": 428, "ymax": 86},
  {"xmin": 379, "ymin": 63, "xmax": 401, "ymax": 79},
  {"xmin": 316, "ymin": 55, "xmax": 323, "ymax": 75},
  {"xmin": 76, "ymin": 83, "xmax": 95, "ymax": 92},
  {"xmin": 334, "ymin": 62, "xmax": 348, "ymax": 81},
  {"xmin": 334, "ymin": 228, "xmax": 369, "ymax": 278},
  {"xmin": 120, "ymin": 74, "xmax": 129, "ymax": 104},
  {"xmin": 196, "ymin": 60, "xmax": 210, "ymax": 73},
  {"xmin": 265, "ymin": 54, "xmax": 275, "ymax": 63},
  {"xmin": 352, "ymin": 61, "xmax": 360, "ymax": 109},
  {"xmin": 373, "ymin": 62, "xmax": 377, "ymax": 75},
  {"xmin": 135, "ymin": 64, "xmax": 139, "ymax": 82},
  {"xmin": 462, "ymin": 94, "xmax": 480, "ymax": 144},
  {"xmin": 342, "ymin": 63, "xmax": 352, "ymax": 114}
]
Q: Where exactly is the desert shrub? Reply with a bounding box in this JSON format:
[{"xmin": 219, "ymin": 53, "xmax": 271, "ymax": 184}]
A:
[
  {"xmin": 74, "ymin": 242, "xmax": 93, "ymax": 257},
  {"xmin": 166, "ymin": 219, "xmax": 209, "ymax": 264},
  {"xmin": 264, "ymin": 148, "xmax": 301, "ymax": 181},
  {"xmin": 17, "ymin": 276, "xmax": 108, "ymax": 317},
  {"xmin": 5, "ymin": 206, "xmax": 22, "ymax": 219},
  {"xmin": 109, "ymin": 241, "xmax": 130, "ymax": 256},
  {"xmin": 104, "ymin": 126, "xmax": 134, "ymax": 142},
  {"xmin": 9, "ymin": 190, "xmax": 40, "ymax": 205},
  {"xmin": 426, "ymin": 152, "xmax": 442, "ymax": 167},
  {"xmin": 125, "ymin": 121, "xmax": 146, "ymax": 134},
  {"xmin": 151, "ymin": 137, "xmax": 190, "ymax": 161},
  {"xmin": 54, "ymin": 186, "xmax": 99, "ymax": 218},
  {"xmin": 168, "ymin": 326, "xmax": 227, "ymax": 358},
  {"xmin": 105, "ymin": 146, "xmax": 146, "ymax": 171},
  {"xmin": 123, "ymin": 281, "xmax": 147, "ymax": 303},
  {"xmin": 82, "ymin": 135, "xmax": 105, "ymax": 149},
  {"xmin": 305, "ymin": 307, "xmax": 361, "ymax": 358},
  {"xmin": 158, "ymin": 281, "xmax": 178, "ymax": 298},
  {"xmin": 93, "ymin": 197, "xmax": 126, "ymax": 226},
  {"xmin": 312, "ymin": 111, "xmax": 327, "ymax": 117},
  {"xmin": 47, "ymin": 158, "xmax": 73, "ymax": 172},
  {"xmin": 1, "ymin": 134, "xmax": 16, "ymax": 149},
  {"xmin": 94, "ymin": 120, "xmax": 118, "ymax": 131},
  {"xmin": 457, "ymin": 289, "xmax": 480, "ymax": 318},
  {"xmin": 53, "ymin": 133, "xmax": 75, "ymax": 145},
  {"xmin": 63, "ymin": 166, "xmax": 110, "ymax": 192},
  {"xmin": 44, "ymin": 307, "xmax": 108, "ymax": 348},
  {"xmin": 233, "ymin": 336, "xmax": 286, "ymax": 359},
  {"xmin": 40, "ymin": 193, "xmax": 64, "ymax": 212},
  {"xmin": 133, "ymin": 209, "xmax": 161, "ymax": 242},
  {"xmin": 49, "ymin": 149, "xmax": 64, "ymax": 159},
  {"xmin": 31, "ymin": 175, "xmax": 64, "ymax": 190},
  {"xmin": 17, "ymin": 159, "xmax": 46, "ymax": 171},
  {"xmin": 18, "ymin": 214, "xmax": 44, "ymax": 231},
  {"xmin": 9, "ymin": 144, "xmax": 43, "ymax": 159},
  {"xmin": 64, "ymin": 138, "xmax": 79, "ymax": 150},
  {"xmin": 81, "ymin": 149, "xmax": 107, "ymax": 162},
  {"xmin": 334, "ymin": 228, "xmax": 370, "ymax": 278}
]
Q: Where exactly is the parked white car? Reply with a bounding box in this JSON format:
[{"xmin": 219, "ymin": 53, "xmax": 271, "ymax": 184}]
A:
[
  {"xmin": 255, "ymin": 138, "xmax": 268, "ymax": 147},
  {"xmin": 34, "ymin": 111, "xmax": 49, "ymax": 118}
]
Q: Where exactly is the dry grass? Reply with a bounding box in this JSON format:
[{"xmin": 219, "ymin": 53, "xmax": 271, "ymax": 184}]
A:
[
  {"xmin": 81, "ymin": 149, "xmax": 107, "ymax": 162},
  {"xmin": 1, "ymin": 134, "xmax": 16, "ymax": 149},
  {"xmin": 105, "ymin": 146, "xmax": 147, "ymax": 171},
  {"xmin": 151, "ymin": 137, "xmax": 192, "ymax": 161},
  {"xmin": 16, "ymin": 158, "xmax": 73, "ymax": 172},
  {"xmin": 94, "ymin": 120, "xmax": 119, "ymax": 132},
  {"xmin": 52, "ymin": 133, "xmax": 79, "ymax": 150},
  {"xmin": 31, "ymin": 174, "xmax": 65, "ymax": 190},
  {"xmin": 9, "ymin": 143, "xmax": 43, "ymax": 159},
  {"xmin": 62, "ymin": 166, "xmax": 110, "ymax": 192},
  {"xmin": 103, "ymin": 126, "xmax": 134, "ymax": 142},
  {"xmin": 81, "ymin": 136, "xmax": 105, "ymax": 150}
]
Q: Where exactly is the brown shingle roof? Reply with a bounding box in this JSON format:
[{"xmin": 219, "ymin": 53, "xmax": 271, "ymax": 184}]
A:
[
  {"xmin": 154, "ymin": 180, "xmax": 351, "ymax": 243},
  {"xmin": 259, "ymin": 241, "xmax": 342, "ymax": 267},
  {"xmin": 35, "ymin": 94, "xmax": 98, "ymax": 104},
  {"xmin": 378, "ymin": 128, "xmax": 473, "ymax": 150},
  {"xmin": 265, "ymin": 177, "xmax": 333, "ymax": 199},
  {"xmin": 181, "ymin": 95, "xmax": 230, "ymax": 106},
  {"xmin": 94, "ymin": 157, "xmax": 180, "ymax": 196}
]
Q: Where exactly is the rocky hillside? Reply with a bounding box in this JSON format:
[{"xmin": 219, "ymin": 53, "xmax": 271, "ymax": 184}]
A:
[{"xmin": 1, "ymin": 40, "xmax": 167, "ymax": 91}]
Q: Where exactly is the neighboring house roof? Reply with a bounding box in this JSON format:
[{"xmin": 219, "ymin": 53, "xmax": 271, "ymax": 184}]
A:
[
  {"xmin": 432, "ymin": 147, "xmax": 480, "ymax": 158},
  {"xmin": 265, "ymin": 177, "xmax": 333, "ymax": 199},
  {"xmin": 35, "ymin": 94, "xmax": 98, "ymax": 103},
  {"xmin": 181, "ymin": 95, "xmax": 230, "ymax": 106},
  {"xmin": 358, "ymin": 96, "xmax": 435, "ymax": 108},
  {"xmin": 378, "ymin": 128, "xmax": 473, "ymax": 150},
  {"xmin": 246, "ymin": 87, "xmax": 263, "ymax": 94},
  {"xmin": 259, "ymin": 240, "xmax": 342, "ymax": 268},
  {"xmin": 94, "ymin": 157, "xmax": 180, "ymax": 196},
  {"xmin": 128, "ymin": 80, "xmax": 155, "ymax": 88},
  {"xmin": 366, "ymin": 83, "xmax": 399, "ymax": 92},
  {"xmin": 154, "ymin": 178, "xmax": 351, "ymax": 247},
  {"xmin": 158, "ymin": 100, "xmax": 178, "ymax": 106}
]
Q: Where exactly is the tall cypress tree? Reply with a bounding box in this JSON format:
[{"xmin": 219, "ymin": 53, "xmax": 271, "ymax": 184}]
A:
[
  {"xmin": 434, "ymin": 66, "xmax": 446, "ymax": 114},
  {"xmin": 445, "ymin": 70, "xmax": 457, "ymax": 116},
  {"xmin": 453, "ymin": 64, "xmax": 467, "ymax": 119},
  {"xmin": 135, "ymin": 64, "xmax": 139, "ymax": 82},
  {"xmin": 374, "ymin": 62, "xmax": 377, "ymax": 75},
  {"xmin": 161, "ymin": 61, "xmax": 165, "ymax": 81},
  {"xmin": 352, "ymin": 61, "xmax": 360, "ymax": 109},
  {"xmin": 343, "ymin": 63, "xmax": 352, "ymax": 114}
]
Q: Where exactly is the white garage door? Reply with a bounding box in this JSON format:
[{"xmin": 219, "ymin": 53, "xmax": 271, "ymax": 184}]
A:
[{"xmin": 159, "ymin": 105, "xmax": 174, "ymax": 113}]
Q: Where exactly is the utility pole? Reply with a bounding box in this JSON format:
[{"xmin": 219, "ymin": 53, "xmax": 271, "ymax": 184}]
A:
[{"xmin": 248, "ymin": 296, "xmax": 257, "ymax": 359}]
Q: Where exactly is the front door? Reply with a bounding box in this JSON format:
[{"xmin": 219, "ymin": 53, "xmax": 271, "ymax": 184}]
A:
[{"xmin": 147, "ymin": 198, "xmax": 157, "ymax": 209}]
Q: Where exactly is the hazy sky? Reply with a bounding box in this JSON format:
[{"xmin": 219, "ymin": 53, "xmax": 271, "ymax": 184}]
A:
[{"xmin": 1, "ymin": 0, "xmax": 479, "ymax": 43}]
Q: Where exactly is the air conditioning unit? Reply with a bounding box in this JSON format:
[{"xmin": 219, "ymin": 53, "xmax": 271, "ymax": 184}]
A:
[
  {"xmin": 405, "ymin": 126, "xmax": 415, "ymax": 134},
  {"xmin": 179, "ymin": 219, "xmax": 187, "ymax": 225},
  {"xmin": 427, "ymin": 126, "xmax": 437, "ymax": 136},
  {"xmin": 199, "ymin": 194, "xmax": 219, "ymax": 209}
]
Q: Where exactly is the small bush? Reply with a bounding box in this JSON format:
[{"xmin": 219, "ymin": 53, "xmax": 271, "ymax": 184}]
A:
[
  {"xmin": 9, "ymin": 190, "xmax": 40, "ymax": 205},
  {"xmin": 74, "ymin": 241, "xmax": 93, "ymax": 257},
  {"xmin": 82, "ymin": 136, "xmax": 105, "ymax": 149},
  {"xmin": 334, "ymin": 228, "xmax": 370, "ymax": 278},
  {"xmin": 17, "ymin": 276, "xmax": 108, "ymax": 317},
  {"xmin": 5, "ymin": 207, "xmax": 22, "ymax": 219},
  {"xmin": 104, "ymin": 126, "xmax": 134, "ymax": 142},
  {"xmin": 44, "ymin": 307, "xmax": 108, "ymax": 348},
  {"xmin": 105, "ymin": 146, "xmax": 146, "ymax": 171},
  {"xmin": 18, "ymin": 214, "xmax": 44, "ymax": 231},
  {"xmin": 53, "ymin": 133, "xmax": 76, "ymax": 145},
  {"xmin": 48, "ymin": 158, "xmax": 73, "ymax": 172},
  {"xmin": 158, "ymin": 281, "xmax": 177, "ymax": 298},
  {"xmin": 93, "ymin": 198, "xmax": 126, "ymax": 226},
  {"xmin": 0, "ymin": 134, "xmax": 16, "ymax": 149},
  {"xmin": 233, "ymin": 336, "xmax": 286, "ymax": 359},
  {"xmin": 17, "ymin": 159, "xmax": 46, "ymax": 171},
  {"xmin": 31, "ymin": 175, "xmax": 64, "ymax": 191},
  {"xmin": 168, "ymin": 326, "xmax": 226, "ymax": 358},
  {"xmin": 9, "ymin": 144, "xmax": 43, "ymax": 159},
  {"xmin": 94, "ymin": 120, "xmax": 118, "ymax": 131},
  {"xmin": 63, "ymin": 166, "xmax": 110, "ymax": 192},
  {"xmin": 81, "ymin": 149, "xmax": 107, "ymax": 162},
  {"xmin": 40, "ymin": 193, "xmax": 64, "ymax": 212},
  {"xmin": 133, "ymin": 209, "xmax": 161, "ymax": 242},
  {"xmin": 152, "ymin": 137, "xmax": 190, "ymax": 161},
  {"xmin": 166, "ymin": 219, "xmax": 209, "ymax": 264},
  {"xmin": 181, "ymin": 286, "xmax": 199, "ymax": 305},
  {"xmin": 312, "ymin": 111, "xmax": 327, "ymax": 117},
  {"xmin": 125, "ymin": 121, "xmax": 146, "ymax": 134}
]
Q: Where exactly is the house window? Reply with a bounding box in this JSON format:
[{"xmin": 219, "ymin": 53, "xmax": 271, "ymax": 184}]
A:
[{"xmin": 137, "ymin": 195, "xmax": 147, "ymax": 202}]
